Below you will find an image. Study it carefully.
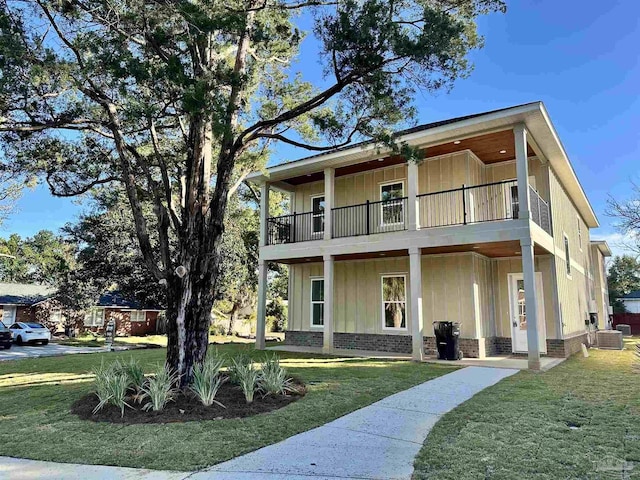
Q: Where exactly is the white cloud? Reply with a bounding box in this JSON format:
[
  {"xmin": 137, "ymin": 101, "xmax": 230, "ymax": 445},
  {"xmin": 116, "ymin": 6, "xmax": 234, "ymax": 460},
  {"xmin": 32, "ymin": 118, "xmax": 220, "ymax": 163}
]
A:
[{"xmin": 591, "ymin": 231, "xmax": 639, "ymax": 258}]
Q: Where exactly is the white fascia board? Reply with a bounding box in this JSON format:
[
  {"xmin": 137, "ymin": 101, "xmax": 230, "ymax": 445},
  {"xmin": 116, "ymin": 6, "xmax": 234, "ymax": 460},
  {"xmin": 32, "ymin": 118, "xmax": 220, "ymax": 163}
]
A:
[{"xmin": 590, "ymin": 240, "xmax": 613, "ymax": 257}]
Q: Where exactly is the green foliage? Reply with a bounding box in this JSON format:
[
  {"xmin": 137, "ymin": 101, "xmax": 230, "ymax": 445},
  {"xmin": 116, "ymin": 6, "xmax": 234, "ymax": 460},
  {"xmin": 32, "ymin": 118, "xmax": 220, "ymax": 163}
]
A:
[
  {"xmin": 141, "ymin": 364, "xmax": 179, "ymax": 412},
  {"xmin": 0, "ymin": 0, "xmax": 505, "ymax": 378},
  {"xmin": 259, "ymin": 354, "xmax": 295, "ymax": 396},
  {"xmin": 266, "ymin": 296, "xmax": 287, "ymax": 332},
  {"xmin": 190, "ymin": 354, "xmax": 227, "ymax": 407},
  {"xmin": 117, "ymin": 357, "xmax": 146, "ymax": 395},
  {"xmin": 92, "ymin": 361, "xmax": 132, "ymax": 417},
  {"xmin": 0, "ymin": 230, "xmax": 76, "ymax": 286},
  {"xmin": 229, "ymin": 354, "xmax": 260, "ymax": 404},
  {"xmin": 607, "ymin": 255, "xmax": 640, "ymax": 313}
]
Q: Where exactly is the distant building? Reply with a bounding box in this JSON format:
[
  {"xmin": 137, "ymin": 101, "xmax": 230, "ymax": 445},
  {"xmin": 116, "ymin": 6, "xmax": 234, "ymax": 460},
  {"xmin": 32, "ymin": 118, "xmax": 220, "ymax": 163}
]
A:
[
  {"xmin": 0, "ymin": 283, "xmax": 162, "ymax": 336},
  {"xmin": 620, "ymin": 291, "xmax": 640, "ymax": 314}
]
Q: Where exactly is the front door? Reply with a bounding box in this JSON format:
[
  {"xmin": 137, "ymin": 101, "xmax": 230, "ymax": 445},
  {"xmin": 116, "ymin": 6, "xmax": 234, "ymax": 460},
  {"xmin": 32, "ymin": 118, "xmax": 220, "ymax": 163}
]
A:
[{"xmin": 508, "ymin": 273, "xmax": 546, "ymax": 353}]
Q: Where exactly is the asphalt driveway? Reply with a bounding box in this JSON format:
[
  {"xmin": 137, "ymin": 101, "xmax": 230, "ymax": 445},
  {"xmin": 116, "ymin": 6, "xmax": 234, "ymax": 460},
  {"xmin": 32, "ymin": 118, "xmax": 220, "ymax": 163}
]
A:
[{"xmin": 0, "ymin": 343, "xmax": 107, "ymax": 362}]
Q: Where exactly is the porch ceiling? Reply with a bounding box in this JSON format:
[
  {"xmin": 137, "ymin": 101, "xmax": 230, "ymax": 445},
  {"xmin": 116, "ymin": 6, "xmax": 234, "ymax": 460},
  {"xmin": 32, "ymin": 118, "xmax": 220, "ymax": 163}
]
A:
[
  {"xmin": 282, "ymin": 130, "xmax": 535, "ymax": 186},
  {"xmin": 420, "ymin": 240, "xmax": 549, "ymax": 258},
  {"xmin": 269, "ymin": 241, "xmax": 551, "ymax": 264}
]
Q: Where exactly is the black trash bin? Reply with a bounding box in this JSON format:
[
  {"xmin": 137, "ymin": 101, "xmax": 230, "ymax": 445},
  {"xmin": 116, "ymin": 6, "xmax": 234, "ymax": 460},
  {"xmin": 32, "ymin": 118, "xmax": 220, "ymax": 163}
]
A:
[{"xmin": 433, "ymin": 321, "xmax": 462, "ymax": 360}]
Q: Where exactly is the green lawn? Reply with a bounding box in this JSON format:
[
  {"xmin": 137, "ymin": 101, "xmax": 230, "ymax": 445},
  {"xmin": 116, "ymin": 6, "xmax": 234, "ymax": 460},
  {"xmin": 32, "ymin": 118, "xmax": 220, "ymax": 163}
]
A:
[
  {"xmin": 0, "ymin": 342, "xmax": 453, "ymax": 471},
  {"xmin": 413, "ymin": 338, "xmax": 640, "ymax": 480},
  {"xmin": 54, "ymin": 333, "xmax": 257, "ymax": 348}
]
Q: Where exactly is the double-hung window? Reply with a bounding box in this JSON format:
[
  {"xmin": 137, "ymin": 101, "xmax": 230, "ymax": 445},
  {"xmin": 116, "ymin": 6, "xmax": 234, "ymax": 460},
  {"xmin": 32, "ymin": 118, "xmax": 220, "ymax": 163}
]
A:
[
  {"xmin": 84, "ymin": 308, "xmax": 105, "ymax": 327},
  {"xmin": 311, "ymin": 195, "xmax": 325, "ymax": 236},
  {"xmin": 380, "ymin": 182, "xmax": 404, "ymax": 226},
  {"xmin": 310, "ymin": 278, "xmax": 324, "ymax": 327},
  {"xmin": 130, "ymin": 311, "xmax": 146, "ymax": 322},
  {"xmin": 382, "ymin": 275, "xmax": 407, "ymax": 330}
]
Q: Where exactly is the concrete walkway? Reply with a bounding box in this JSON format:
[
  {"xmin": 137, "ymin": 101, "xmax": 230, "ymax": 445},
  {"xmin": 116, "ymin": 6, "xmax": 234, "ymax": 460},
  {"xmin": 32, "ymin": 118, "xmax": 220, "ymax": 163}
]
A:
[{"xmin": 0, "ymin": 366, "xmax": 518, "ymax": 480}]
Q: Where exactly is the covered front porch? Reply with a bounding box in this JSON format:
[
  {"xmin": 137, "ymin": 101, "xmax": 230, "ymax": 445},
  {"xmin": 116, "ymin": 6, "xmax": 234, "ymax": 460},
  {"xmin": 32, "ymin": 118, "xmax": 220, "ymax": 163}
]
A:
[{"xmin": 266, "ymin": 344, "xmax": 565, "ymax": 371}]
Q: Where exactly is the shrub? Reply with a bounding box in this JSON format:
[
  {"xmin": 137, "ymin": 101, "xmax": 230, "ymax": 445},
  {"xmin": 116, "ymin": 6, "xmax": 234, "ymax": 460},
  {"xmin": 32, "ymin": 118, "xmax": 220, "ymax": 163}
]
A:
[
  {"xmin": 119, "ymin": 357, "xmax": 146, "ymax": 390},
  {"xmin": 259, "ymin": 355, "xmax": 295, "ymax": 396},
  {"xmin": 227, "ymin": 351, "xmax": 253, "ymax": 385},
  {"xmin": 191, "ymin": 355, "xmax": 226, "ymax": 407},
  {"xmin": 92, "ymin": 361, "xmax": 131, "ymax": 417},
  {"xmin": 230, "ymin": 355, "xmax": 259, "ymax": 404},
  {"xmin": 141, "ymin": 364, "xmax": 179, "ymax": 412}
]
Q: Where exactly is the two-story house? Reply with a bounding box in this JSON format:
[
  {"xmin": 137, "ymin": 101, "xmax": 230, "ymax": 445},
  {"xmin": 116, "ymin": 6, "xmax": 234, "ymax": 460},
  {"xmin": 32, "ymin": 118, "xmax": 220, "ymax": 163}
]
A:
[{"xmin": 249, "ymin": 102, "xmax": 611, "ymax": 370}]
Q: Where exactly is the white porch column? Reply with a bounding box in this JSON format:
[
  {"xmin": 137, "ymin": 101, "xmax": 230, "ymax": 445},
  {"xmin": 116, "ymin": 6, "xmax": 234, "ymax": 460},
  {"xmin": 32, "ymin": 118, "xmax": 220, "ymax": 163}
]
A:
[
  {"xmin": 409, "ymin": 247, "xmax": 424, "ymax": 361},
  {"xmin": 324, "ymin": 168, "xmax": 335, "ymax": 240},
  {"xmin": 520, "ymin": 238, "xmax": 541, "ymax": 370},
  {"xmin": 407, "ymin": 161, "xmax": 420, "ymax": 231},
  {"xmin": 259, "ymin": 182, "xmax": 270, "ymax": 247},
  {"xmin": 514, "ymin": 124, "xmax": 531, "ymax": 220},
  {"xmin": 323, "ymin": 254, "xmax": 334, "ymax": 351},
  {"xmin": 255, "ymin": 260, "xmax": 268, "ymax": 350}
]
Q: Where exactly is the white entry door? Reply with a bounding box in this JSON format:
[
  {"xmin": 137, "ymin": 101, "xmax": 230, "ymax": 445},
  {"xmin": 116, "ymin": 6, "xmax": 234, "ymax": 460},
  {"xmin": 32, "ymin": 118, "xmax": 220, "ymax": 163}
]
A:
[{"xmin": 508, "ymin": 273, "xmax": 546, "ymax": 354}]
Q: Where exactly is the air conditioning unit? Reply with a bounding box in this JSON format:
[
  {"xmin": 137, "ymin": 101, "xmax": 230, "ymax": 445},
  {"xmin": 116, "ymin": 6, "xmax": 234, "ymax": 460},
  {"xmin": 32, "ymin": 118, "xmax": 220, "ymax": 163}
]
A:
[{"xmin": 588, "ymin": 300, "xmax": 597, "ymax": 314}]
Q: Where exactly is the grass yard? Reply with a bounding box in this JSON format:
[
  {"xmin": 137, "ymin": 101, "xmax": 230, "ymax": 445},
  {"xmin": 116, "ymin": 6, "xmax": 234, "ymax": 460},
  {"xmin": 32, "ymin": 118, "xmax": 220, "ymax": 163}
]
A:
[
  {"xmin": 54, "ymin": 333, "xmax": 258, "ymax": 348},
  {"xmin": 0, "ymin": 342, "xmax": 453, "ymax": 471},
  {"xmin": 413, "ymin": 338, "xmax": 640, "ymax": 480}
]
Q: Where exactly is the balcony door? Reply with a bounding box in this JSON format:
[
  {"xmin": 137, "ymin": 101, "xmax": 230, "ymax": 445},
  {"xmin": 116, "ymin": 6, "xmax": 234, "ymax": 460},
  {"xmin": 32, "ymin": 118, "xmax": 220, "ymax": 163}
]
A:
[
  {"xmin": 379, "ymin": 181, "xmax": 404, "ymax": 228},
  {"xmin": 311, "ymin": 195, "xmax": 325, "ymax": 237}
]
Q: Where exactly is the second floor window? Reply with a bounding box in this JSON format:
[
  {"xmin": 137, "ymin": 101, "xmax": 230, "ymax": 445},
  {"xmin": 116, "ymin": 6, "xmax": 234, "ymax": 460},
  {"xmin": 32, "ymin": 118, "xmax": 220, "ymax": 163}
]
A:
[
  {"xmin": 564, "ymin": 234, "xmax": 571, "ymax": 276},
  {"xmin": 311, "ymin": 195, "xmax": 325, "ymax": 235},
  {"xmin": 380, "ymin": 181, "xmax": 404, "ymax": 226}
]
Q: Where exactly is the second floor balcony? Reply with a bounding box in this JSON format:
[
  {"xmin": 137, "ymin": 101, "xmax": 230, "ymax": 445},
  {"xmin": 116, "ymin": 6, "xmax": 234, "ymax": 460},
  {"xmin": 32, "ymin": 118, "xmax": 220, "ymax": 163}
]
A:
[{"xmin": 266, "ymin": 180, "xmax": 551, "ymax": 245}]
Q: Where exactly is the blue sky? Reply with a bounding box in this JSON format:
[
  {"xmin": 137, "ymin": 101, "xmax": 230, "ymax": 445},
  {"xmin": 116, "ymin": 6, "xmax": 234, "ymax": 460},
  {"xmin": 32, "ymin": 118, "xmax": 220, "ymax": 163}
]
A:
[{"xmin": 2, "ymin": 0, "xmax": 639, "ymax": 255}]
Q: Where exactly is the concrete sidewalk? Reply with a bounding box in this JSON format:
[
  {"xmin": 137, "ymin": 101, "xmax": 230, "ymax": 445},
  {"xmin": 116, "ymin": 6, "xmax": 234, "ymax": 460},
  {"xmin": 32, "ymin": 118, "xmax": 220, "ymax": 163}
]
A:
[{"xmin": 0, "ymin": 366, "xmax": 518, "ymax": 480}]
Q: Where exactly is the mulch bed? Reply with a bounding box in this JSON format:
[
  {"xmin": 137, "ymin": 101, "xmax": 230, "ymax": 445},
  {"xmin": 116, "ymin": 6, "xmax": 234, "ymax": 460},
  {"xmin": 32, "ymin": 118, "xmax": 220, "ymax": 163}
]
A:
[{"xmin": 71, "ymin": 379, "xmax": 306, "ymax": 425}]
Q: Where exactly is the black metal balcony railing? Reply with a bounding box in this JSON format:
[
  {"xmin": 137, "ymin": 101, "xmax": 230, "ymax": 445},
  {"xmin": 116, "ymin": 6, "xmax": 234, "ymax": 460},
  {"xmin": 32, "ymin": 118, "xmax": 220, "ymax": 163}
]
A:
[
  {"xmin": 267, "ymin": 211, "xmax": 323, "ymax": 245},
  {"xmin": 529, "ymin": 186, "xmax": 552, "ymax": 235},
  {"xmin": 332, "ymin": 197, "xmax": 408, "ymax": 239},
  {"xmin": 417, "ymin": 180, "xmax": 519, "ymax": 228},
  {"xmin": 265, "ymin": 181, "xmax": 551, "ymax": 245}
]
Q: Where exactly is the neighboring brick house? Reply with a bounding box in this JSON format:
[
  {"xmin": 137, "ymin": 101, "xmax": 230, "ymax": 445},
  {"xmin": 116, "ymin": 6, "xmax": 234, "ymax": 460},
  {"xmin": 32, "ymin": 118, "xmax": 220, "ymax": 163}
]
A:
[
  {"xmin": 0, "ymin": 283, "xmax": 55, "ymax": 325},
  {"xmin": 249, "ymin": 102, "xmax": 613, "ymax": 369},
  {"xmin": 0, "ymin": 283, "xmax": 161, "ymax": 336},
  {"xmin": 81, "ymin": 292, "xmax": 162, "ymax": 337}
]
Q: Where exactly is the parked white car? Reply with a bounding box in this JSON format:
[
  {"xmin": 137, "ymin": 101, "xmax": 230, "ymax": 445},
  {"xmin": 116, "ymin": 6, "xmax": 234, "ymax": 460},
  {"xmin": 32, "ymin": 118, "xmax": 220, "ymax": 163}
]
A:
[{"xmin": 9, "ymin": 322, "xmax": 51, "ymax": 345}]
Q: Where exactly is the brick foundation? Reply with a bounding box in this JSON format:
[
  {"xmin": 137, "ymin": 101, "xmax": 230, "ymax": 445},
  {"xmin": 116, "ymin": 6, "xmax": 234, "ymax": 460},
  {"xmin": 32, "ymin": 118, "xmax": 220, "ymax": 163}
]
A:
[
  {"xmin": 483, "ymin": 334, "xmax": 590, "ymax": 358},
  {"xmin": 546, "ymin": 332, "xmax": 589, "ymax": 357},
  {"xmin": 333, "ymin": 333, "xmax": 412, "ymax": 353},
  {"xmin": 285, "ymin": 330, "xmax": 590, "ymax": 359},
  {"xmin": 284, "ymin": 330, "xmax": 323, "ymax": 347}
]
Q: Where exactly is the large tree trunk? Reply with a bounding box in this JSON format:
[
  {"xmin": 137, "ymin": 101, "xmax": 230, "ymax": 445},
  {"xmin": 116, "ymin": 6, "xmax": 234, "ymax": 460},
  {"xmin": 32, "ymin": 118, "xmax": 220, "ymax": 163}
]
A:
[{"xmin": 165, "ymin": 266, "xmax": 216, "ymax": 387}]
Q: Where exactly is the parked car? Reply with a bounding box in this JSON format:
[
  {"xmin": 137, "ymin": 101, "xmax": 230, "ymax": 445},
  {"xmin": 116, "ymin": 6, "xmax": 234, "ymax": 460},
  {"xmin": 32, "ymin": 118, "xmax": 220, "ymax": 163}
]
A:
[
  {"xmin": 9, "ymin": 322, "xmax": 51, "ymax": 345},
  {"xmin": 0, "ymin": 322, "xmax": 11, "ymax": 349}
]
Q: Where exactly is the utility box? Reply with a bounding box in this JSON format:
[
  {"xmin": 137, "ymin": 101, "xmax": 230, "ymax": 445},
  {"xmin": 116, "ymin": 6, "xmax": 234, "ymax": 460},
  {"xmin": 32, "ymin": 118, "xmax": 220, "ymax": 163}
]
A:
[
  {"xmin": 596, "ymin": 330, "xmax": 623, "ymax": 350},
  {"xmin": 616, "ymin": 324, "xmax": 632, "ymax": 336}
]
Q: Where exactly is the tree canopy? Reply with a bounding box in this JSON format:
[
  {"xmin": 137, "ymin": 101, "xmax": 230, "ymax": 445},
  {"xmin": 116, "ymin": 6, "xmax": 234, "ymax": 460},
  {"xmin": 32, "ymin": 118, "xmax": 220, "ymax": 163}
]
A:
[
  {"xmin": 607, "ymin": 255, "xmax": 640, "ymax": 313},
  {"xmin": 0, "ymin": 0, "xmax": 506, "ymax": 382},
  {"xmin": 0, "ymin": 230, "xmax": 76, "ymax": 285}
]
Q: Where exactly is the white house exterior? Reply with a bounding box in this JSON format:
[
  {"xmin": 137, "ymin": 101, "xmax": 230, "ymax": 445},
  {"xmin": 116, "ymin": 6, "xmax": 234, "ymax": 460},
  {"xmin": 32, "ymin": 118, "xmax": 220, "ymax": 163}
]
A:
[{"xmin": 249, "ymin": 102, "xmax": 611, "ymax": 370}]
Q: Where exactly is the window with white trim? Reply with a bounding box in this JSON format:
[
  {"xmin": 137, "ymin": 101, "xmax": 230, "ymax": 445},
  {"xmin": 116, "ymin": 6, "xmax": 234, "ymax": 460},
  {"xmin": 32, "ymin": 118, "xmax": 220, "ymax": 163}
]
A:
[
  {"xmin": 311, "ymin": 195, "xmax": 325, "ymax": 235},
  {"xmin": 83, "ymin": 308, "xmax": 105, "ymax": 327},
  {"xmin": 382, "ymin": 275, "xmax": 407, "ymax": 330},
  {"xmin": 379, "ymin": 181, "xmax": 404, "ymax": 226},
  {"xmin": 564, "ymin": 234, "xmax": 571, "ymax": 276},
  {"xmin": 310, "ymin": 278, "xmax": 324, "ymax": 327},
  {"xmin": 130, "ymin": 310, "xmax": 146, "ymax": 322}
]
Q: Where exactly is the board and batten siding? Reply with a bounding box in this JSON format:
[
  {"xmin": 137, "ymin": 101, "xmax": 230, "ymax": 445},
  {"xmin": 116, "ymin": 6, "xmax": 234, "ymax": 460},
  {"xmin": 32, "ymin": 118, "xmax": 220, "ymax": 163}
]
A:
[
  {"xmin": 292, "ymin": 165, "xmax": 407, "ymax": 212},
  {"xmin": 288, "ymin": 253, "xmax": 481, "ymax": 339},
  {"xmin": 548, "ymin": 167, "xmax": 593, "ymax": 337}
]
